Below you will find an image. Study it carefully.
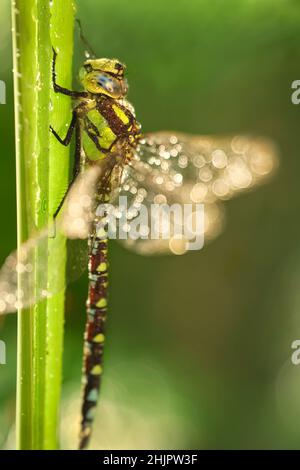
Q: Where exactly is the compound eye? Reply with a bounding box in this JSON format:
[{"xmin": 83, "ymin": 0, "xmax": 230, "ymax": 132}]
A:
[{"xmin": 97, "ymin": 73, "xmax": 121, "ymax": 95}]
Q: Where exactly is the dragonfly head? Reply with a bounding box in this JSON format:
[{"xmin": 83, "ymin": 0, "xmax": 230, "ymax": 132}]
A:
[{"xmin": 80, "ymin": 58, "xmax": 128, "ymax": 98}]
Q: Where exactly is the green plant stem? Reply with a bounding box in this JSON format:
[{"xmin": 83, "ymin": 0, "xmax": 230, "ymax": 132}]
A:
[{"xmin": 12, "ymin": 0, "xmax": 75, "ymax": 450}]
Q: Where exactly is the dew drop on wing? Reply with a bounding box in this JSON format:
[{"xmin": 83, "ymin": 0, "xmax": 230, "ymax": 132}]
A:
[
  {"xmin": 115, "ymin": 131, "xmax": 278, "ymax": 256},
  {"xmin": 0, "ymin": 159, "xmax": 124, "ymax": 313}
]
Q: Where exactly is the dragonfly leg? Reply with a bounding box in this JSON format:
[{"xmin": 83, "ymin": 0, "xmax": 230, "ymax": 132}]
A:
[
  {"xmin": 52, "ymin": 122, "xmax": 81, "ymax": 219},
  {"xmin": 50, "ymin": 110, "xmax": 77, "ymax": 146},
  {"xmin": 76, "ymin": 19, "xmax": 96, "ymax": 58},
  {"xmin": 52, "ymin": 47, "xmax": 87, "ymax": 98},
  {"xmin": 52, "ymin": 173, "xmax": 77, "ymax": 219}
]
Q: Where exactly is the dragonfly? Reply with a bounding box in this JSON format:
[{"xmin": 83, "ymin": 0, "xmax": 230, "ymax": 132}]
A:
[{"xmin": 0, "ymin": 32, "xmax": 278, "ymax": 449}]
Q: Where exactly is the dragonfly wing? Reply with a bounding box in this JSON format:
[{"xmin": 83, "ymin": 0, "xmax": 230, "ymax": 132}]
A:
[
  {"xmin": 0, "ymin": 157, "xmax": 124, "ymax": 314},
  {"xmin": 0, "ymin": 229, "xmax": 56, "ymax": 313},
  {"xmin": 60, "ymin": 153, "xmax": 125, "ymax": 238},
  {"xmin": 115, "ymin": 131, "xmax": 278, "ymax": 255}
]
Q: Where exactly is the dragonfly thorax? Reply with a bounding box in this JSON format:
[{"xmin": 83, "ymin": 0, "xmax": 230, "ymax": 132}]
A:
[{"xmin": 80, "ymin": 58, "xmax": 128, "ymax": 99}]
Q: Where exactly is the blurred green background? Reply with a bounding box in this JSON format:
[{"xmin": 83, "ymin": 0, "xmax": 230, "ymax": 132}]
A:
[{"xmin": 1, "ymin": 0, "xmax": 300, "ymax": 449}]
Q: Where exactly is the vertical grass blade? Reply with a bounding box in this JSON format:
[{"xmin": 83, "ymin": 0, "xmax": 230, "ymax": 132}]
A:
[{"xmin": 12, "ymin": 0, "xmax": 75, "ymax": 449}]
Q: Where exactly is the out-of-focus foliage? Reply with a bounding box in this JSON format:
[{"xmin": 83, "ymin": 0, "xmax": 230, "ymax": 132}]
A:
[{"xmin": 1, "ymin": 0, "xmax": 300, "ymax": 449}]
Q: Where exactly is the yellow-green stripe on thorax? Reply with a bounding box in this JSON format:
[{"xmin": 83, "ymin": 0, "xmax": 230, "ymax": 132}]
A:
[{"xmin": 80, "ymin": 97, "xmax": 134, "ymax": 161}]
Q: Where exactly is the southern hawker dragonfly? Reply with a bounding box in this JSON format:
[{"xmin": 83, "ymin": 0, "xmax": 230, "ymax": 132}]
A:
[{"xmin": 0, "ymin": 45, "xmax": 278, "ymax": 449}]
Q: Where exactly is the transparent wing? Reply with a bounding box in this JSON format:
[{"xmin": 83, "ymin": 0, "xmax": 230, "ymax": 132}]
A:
[
  {"xmin": 0, "ymin": 156, "xmax": 124, "ymax": 314},
  {"xmin": 114, "ymin": 132, "xmax": 278, "ymax": 255},
  {"xmin": 0, "ymin": 232, "xmax": 89, "ymax": 314},
  {"xmin": 0, "ymin": 133, "xmax": 278, "ymax": 313}
]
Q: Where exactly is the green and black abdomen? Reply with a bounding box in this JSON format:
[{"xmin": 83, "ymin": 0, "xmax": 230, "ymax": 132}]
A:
[{"xmin": 78, "ymin": 94, "xmax": 141, "ymax": 448}]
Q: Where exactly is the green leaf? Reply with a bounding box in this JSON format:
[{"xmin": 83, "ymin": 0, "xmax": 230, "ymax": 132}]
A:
[{"xmin": 12, "ymin": 0, "xmax": 75, "ymax": 450}]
